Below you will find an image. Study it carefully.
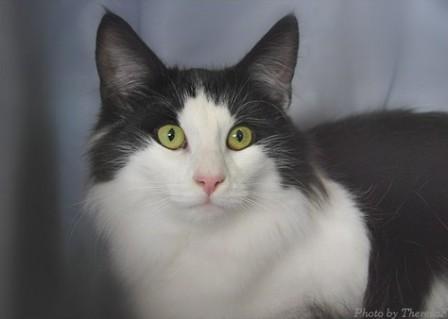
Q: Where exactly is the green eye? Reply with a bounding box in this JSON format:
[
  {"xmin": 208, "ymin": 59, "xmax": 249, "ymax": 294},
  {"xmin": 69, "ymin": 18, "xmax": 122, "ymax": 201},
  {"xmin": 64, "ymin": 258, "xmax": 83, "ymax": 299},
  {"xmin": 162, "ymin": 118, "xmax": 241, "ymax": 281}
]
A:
[
  {"xmin": 157, "ymin": 124, "xmax": 186, "ymax": 150},
  {"xmin": 227, "ymin": 126, "xmax": 253, "ymax": 151}
]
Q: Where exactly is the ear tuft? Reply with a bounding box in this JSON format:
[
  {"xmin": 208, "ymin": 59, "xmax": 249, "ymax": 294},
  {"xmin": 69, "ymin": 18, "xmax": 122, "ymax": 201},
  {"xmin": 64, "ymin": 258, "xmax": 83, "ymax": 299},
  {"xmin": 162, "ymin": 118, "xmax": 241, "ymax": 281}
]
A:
[
  {"xmin": 96, "ymin": 11, "xmax": 165, "ymax": 103},
  {"xmin": 238, "ymin": 14, "xmax": 299, "ymax": 108}
]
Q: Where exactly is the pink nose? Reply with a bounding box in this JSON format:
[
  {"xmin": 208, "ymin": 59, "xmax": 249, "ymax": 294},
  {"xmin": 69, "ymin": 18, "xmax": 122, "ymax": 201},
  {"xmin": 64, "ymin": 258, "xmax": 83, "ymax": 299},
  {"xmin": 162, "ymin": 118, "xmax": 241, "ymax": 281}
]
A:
[{"xmin": 194, "ymin": 175, "xmax": 225, "ymax": 195}]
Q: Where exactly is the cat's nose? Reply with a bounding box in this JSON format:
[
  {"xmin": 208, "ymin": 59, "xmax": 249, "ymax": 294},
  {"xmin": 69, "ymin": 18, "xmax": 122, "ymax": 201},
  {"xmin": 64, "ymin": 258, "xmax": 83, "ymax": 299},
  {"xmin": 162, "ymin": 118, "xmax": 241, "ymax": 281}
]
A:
[{"xmin": 194, "ymin": 175, "xmax": 225, "ymax": 195}]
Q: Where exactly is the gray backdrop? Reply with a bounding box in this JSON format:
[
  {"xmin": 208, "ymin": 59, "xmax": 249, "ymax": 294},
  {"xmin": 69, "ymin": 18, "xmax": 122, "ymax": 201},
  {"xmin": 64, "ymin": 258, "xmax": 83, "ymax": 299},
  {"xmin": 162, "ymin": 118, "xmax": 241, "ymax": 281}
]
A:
[{"xmin": 1, "ymin": 1, "xmax": 448, "ymax": 318}]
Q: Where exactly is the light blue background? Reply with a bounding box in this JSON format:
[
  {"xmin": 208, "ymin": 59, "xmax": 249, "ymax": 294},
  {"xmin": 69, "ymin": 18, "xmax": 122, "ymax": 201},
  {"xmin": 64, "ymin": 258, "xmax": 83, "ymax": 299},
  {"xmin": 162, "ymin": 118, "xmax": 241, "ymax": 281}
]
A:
[{"xmin": 1, "ymin": 1, "xmax": 448, "ymax": 318}]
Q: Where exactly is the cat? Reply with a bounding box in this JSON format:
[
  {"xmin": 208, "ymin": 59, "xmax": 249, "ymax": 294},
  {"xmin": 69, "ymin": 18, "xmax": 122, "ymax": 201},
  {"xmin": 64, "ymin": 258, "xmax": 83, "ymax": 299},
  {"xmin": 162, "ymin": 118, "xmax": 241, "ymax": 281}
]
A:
[{"xmin": 86, "ymin": 11, "xmax": 448, "ymax": 319}]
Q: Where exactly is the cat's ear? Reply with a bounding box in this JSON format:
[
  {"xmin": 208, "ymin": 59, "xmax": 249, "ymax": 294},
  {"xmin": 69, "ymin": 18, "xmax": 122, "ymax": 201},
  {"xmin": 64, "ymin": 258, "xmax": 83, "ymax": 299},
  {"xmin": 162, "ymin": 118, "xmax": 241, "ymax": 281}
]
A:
[
  {"xmin": 96, "ymin": 12, "xmax": 166, "ymax": 104},
  {"xmin": 237, "ymin": 15, "xmax": 299, "ymax": 108}
]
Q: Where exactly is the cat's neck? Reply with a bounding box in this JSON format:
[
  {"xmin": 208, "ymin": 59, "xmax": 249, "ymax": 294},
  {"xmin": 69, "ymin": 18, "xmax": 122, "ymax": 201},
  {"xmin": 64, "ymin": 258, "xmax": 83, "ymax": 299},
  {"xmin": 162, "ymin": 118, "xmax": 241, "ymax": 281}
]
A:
[{"xmin": 90, "ymin": 176, "xmax": 370, "ymax": 319}]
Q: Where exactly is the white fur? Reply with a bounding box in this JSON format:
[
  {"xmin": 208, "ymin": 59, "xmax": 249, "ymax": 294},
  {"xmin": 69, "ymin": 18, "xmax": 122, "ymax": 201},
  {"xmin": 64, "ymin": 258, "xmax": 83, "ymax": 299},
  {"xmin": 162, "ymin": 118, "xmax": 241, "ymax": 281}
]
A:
[
  {"xmin": 87, "ymin": 91, "xmax": 371, "ymax": 319},
  {"xmin": 425, "ymin": 277, "xmax": 448, "ymax": 317}
]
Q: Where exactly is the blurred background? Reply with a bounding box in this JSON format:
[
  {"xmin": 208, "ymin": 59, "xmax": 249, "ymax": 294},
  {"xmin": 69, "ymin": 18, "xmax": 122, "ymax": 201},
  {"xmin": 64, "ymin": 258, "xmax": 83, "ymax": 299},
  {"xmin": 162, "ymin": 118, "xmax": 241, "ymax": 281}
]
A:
[{"xmin": 1, "ymin": 1, "xmax": 448, "ymax": 318}]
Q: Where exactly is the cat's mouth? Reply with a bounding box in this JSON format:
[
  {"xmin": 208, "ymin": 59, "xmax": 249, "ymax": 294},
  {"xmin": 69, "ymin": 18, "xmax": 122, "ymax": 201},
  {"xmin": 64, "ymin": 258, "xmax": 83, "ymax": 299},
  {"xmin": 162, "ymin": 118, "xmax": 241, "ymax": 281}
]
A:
[
  {"xmin": 192, "ymin": 199, "xmax": 223, "ymax": 209},
  {"xmin": 187, "ymin": 194, "xmax": 236, "ymax": 212},
  {"xmin": 185, "ymin": 200, "xmax": 228, "ymax": 217},
  {"xmin": 189, "ymin": 195, "xmax": 244, "ymax": 212},
  {"xmin": 169, "ymin": 187, "xmax": 245, "ymax": 212}
]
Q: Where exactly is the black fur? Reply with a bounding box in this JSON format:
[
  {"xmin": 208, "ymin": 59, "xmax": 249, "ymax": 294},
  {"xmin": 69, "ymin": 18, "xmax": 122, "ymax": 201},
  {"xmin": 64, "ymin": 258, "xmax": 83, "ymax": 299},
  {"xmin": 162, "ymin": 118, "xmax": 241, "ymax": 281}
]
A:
[
  {"xmin": 310, "ymin": 110, "xmax": 448, "ymax": 317},
  {"xmin": 91, "ymin": 11, "xmax": 448, "ymax": 319}
]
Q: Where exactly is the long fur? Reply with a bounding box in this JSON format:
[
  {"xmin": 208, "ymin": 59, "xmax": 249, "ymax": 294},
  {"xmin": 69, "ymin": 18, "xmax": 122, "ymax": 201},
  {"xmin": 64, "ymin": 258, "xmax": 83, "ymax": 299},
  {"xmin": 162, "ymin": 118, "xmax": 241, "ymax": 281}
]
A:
[{"xmin": 87, "ymin": 11, "xmax": 448, "ymax": 319}]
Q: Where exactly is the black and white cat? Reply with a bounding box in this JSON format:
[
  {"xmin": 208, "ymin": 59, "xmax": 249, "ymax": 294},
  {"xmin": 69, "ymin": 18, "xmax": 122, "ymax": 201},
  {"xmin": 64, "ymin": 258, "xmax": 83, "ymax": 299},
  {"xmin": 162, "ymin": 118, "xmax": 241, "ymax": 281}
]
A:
[{"xmin": 87, "ymin": 12, "xmax": 448, "ymax": 319}]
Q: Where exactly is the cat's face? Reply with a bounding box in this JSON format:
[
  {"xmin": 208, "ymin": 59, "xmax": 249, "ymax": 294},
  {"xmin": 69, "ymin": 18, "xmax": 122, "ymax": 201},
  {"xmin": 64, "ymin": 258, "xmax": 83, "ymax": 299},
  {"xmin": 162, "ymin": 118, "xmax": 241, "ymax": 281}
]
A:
[{"xmin": 89, "ymin": 13, "xmax": 319, "ymax": 222}]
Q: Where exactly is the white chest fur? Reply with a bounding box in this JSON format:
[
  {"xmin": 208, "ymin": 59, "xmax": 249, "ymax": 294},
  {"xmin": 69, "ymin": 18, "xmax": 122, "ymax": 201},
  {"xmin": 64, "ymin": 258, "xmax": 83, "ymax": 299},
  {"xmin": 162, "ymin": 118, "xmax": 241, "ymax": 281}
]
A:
[{"xmin": 88, "ymin": 176, "xmax": 370, "ymax": 319}]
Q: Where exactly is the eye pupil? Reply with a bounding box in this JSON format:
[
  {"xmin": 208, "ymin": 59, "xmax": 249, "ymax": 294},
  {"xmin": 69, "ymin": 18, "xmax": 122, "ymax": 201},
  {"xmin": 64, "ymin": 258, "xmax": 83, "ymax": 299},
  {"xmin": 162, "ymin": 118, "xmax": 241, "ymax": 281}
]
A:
[
  {"xmin": 227, "ymin": 126, "xmax": 253, "ymax": 151},
  {"xmin": 167, "ymin": 128, "xmax": 175, "ymax": 141},
  {"xmin": 157, "ymin": 124, "xmax": 185, "ymax": 150},
  {"xmin": 235, "ymin": 130, "xmax": 244, "ymax": 142}
]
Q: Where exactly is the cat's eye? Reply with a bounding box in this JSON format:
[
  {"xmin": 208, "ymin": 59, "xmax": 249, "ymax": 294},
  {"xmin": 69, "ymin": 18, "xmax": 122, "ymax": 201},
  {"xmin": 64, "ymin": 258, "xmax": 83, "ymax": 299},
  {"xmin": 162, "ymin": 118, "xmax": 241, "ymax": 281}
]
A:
[
  {"xmin": 157, "ymin": 124, "xmax": 186, "ymax": 150},
  {"xmin": 227, "ymin": 126, "xmax": 253, "ymax": 151}
]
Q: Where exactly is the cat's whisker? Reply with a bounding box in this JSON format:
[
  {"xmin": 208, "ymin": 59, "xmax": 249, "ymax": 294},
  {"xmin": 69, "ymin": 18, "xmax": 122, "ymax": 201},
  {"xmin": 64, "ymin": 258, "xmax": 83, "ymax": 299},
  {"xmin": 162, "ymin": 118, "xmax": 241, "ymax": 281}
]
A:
[{"xmin": 166, "ymin": 76, "xmax": 185, "ymax": 107}]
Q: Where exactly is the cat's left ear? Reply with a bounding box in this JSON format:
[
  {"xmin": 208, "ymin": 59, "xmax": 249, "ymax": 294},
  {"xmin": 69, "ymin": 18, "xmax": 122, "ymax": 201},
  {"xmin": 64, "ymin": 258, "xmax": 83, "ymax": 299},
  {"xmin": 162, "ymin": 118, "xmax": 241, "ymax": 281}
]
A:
[{"xmin": 237, "ymin": 15, "xmax": 299, "ymax": 108}]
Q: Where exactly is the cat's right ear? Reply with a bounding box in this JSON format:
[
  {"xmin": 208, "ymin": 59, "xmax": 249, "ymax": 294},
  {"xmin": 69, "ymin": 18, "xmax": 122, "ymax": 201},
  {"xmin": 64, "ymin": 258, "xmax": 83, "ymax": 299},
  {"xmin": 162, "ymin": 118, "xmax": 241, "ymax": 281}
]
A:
[{"xmin": 96, "ymin": 12, "xmax": 166, "ymax": 105}]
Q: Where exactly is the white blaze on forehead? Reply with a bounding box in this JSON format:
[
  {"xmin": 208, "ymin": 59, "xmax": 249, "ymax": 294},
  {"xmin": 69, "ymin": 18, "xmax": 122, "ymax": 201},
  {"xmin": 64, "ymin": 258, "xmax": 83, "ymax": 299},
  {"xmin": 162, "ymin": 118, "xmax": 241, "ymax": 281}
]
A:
[
  {"xmin": 178, "ymin": 90, "xmax": 235, "ymax": 147},
  {"xmin": 178, "ymin": 90, "xmax": 235, "ymax": 176}
]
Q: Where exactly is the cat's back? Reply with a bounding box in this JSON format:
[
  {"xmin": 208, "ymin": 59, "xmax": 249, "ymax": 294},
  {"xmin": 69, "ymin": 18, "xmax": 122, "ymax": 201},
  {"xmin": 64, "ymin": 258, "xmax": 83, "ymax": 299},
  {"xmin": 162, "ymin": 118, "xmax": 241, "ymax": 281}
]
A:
[
  {"xmin": 309, "ymin": 110, "xmax": 448, "ymax": 311},
  {"xmin": 309, "ymin": 109, "xmax": 448, "ymax": 224},
  {"xmin": 310, "ymin": 110, "xmax": 448, "ymax": 197}
]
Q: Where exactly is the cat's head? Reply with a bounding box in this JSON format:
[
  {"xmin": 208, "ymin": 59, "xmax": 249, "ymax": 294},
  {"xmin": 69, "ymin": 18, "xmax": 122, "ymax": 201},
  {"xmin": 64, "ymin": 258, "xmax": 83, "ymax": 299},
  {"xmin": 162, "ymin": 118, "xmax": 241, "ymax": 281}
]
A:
[{"xmin": 89, "ymin": 12, "xmax": 321, "ymax": 222}]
